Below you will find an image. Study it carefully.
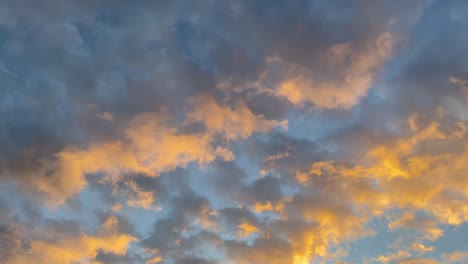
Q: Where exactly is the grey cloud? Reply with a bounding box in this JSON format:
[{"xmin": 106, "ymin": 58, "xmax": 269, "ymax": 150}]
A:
[
  {"xmin": 0, "ymin": 0, "xmax": 427, "ymax": 173},
  {"xmin": 174, "ymin": 256, "xmax": 217, "ymax": 264},
  {"xmin": 0, "ymin": 226, "xmax": 21, "ymax": 263},
  {"xmin": 225, "ymin": 236, "xmax": 293, "ymax": 264},
  {"xmin": 0, "ymin": 1, "xmax": 467, "ymax": 263}
]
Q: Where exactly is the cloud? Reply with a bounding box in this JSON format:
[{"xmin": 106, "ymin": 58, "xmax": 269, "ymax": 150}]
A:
[
  {"xmin": 123, "ymin": 180, "xmax": 157, "ymax": 210},
  {"xmin": 388, "ymin": 212, "xmax": 443, "ymax": 241},
  {"xmin": 225, "ymin": 237, "xmax": 293, "ymax": 264},
  {"xmin": 0, "ymin": 1, "xmax": 467, "ymax": 264},
  {"xmin": 0, "ymin": 226, "xmax": 21, "ymax": 263},
  {"xmin": 2, "ymin": 217, "xmax": 135, "ymax": 264},
  {"xmin": 237, "ymin": 222, "xmax": 259, "ymax": 237},
  {"xmin": 16, "ymin": 112, "xmax": 233, "ymax": 207},
  {"xmin": 186, "ymin": 95, "xmax": 288, "ymax": 140},
  {"xmin": 411, "ymin": 241, "xmax": 434, "ymax": 253},
  {"xmin": 372, "ymin": 250, "xmax": 411, "ymax": 263},
  {"xmin": 3, "ymin": 90, "xmax": 288, "ymax": 207},
  {"xmin": 397, "ymin": 258, "xmax": 440, "ymax": 264},
  {"xmin": 245, "ymin": 117, "xmax": 467, "ymax": 260},
  {"xmin": 275, "ymin": 30, "xmax": 394, "ymax": 109},
  {"xmin": 442, "ymin": 251, "xmax": 468, "ymax": 263}
]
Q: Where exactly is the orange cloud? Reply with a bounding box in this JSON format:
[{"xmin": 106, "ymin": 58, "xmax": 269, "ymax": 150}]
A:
[
  {"xmin": 29, "ymin": 112, "xmax": 235, "ymax": 207},
  {"xmin": 4, "ymin": 217, "xmax": 135, "ymax": 264},
  {"xmin": 28, "ymin": 94, "xmax": 289, "ymax": 207},
  {"xmin": 388, "ymin": 212, "xmax": 443, "ymax": 240},
  {"xmin": 303, "ymin": 120, "xmax": 467, "ymax": 225},
  {"xmin": 186, "ymin": 95, "xmax": 287, "ymax": 140},
  {"xmin": 443, "ymin": 251, "xmax": 468, "ymax": 263},
  {"xmin": 238, "ymin": 222, "xmax": 260, "ymax": 237},
  {"xmin": 276, "ymin": 31, "xmax": 394, "ymax": 109},
  {"xmin": 261, "ymin": 117, "xmax": 468, "ymax": 260}
]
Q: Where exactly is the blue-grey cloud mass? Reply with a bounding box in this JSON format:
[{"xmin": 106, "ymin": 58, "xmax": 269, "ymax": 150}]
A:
[{"xmin": 0, "ymin": 1, "xmax": 467, "ymax": 263}]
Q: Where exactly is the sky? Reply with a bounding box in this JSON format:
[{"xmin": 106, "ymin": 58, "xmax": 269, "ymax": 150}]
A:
[{"xmin": 0, "ymin": 1, "xmax": 467, "ymax": 263}]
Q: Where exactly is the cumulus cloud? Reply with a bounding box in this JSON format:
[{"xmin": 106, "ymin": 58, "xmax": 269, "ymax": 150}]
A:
[
  {"xmin": 275, "ymin": 30, "xmax": 394, "ymax": 109},
  {"xmin": 1, "ymin": 217, "xmax": 135, "ymax": 264},
  {"xmin": 0, "ymin": 1, "xmax": 466, "ymax": 264}
]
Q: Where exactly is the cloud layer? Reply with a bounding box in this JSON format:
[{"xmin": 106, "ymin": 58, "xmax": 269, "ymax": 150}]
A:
[{"xmin": 0, "ymin": 1, "xmax": 467, "ymax": 263}]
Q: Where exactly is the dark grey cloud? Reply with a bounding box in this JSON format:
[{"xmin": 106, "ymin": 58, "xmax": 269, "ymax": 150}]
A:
[
  {"xmin": 174, "ymin": 256, "xmax": 217, "ymax": 264},
  {"xmin": 95, "ymin": 252, "xmax": 141, "ymax": 264},
  {"xmin": 0, "ymin": 226, "xmax": 21, "ymax": 263}
]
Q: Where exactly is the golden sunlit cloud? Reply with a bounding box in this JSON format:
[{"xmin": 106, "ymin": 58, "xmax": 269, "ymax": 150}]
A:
[
  {"xmin": 3, "ymin": 218, "xmax": 135, "ymax": 264},
  {"xmin": 26, "ymin": 101, "xmax": 286, "ymax": 207},
  {"xmin": 0, "ymin": 2, "xmax": 466, "ymax": 264},
  {"xmin": 186, "ymin": 95, "xmax": 288, "ymax": 140},
  {"xmin": 261, "ymin": 116, "xmax": 467, "ymax": 259},
  {"xmin": 276, "ymin": 31, "xmax": 394, "ymax": 109}
]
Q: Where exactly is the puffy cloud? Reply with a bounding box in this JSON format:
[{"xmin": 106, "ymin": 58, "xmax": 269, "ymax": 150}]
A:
[
  {"xmin": 185, "ymin": 95, "xmax": 288, "ymax": 140},
  {"xmin": 3, "ymin": 91, "xmax": 287, "ymax": 207},
  {"xmin": 294, "ymin": 118, "xmax": 467, "ymax": 226},
  {"xmin": 18, "ymin": 112, "xmax": 233, "ymax": 207},
  {"xmin": 0, "ymin": 1, "xmax": 467, "ymax": 264},
  {"xmin": 237, "ymin": 222, "xmax": 259, "ymax": 237},
  {"xmin": 2, "ymin": 217, "xmax": 135, "ymax": 264},
  {"xmin": 244, "ymin": 118, "xmax": 467, "ymax": 260},
  {"xmin": 275, "ymin": 30, "xmax": 394, "ymax": 109}
]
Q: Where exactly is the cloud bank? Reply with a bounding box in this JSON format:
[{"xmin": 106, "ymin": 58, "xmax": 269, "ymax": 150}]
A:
[{"xmin": 0, "ymin": 0, "xmax": 467, "ymax": 263}]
